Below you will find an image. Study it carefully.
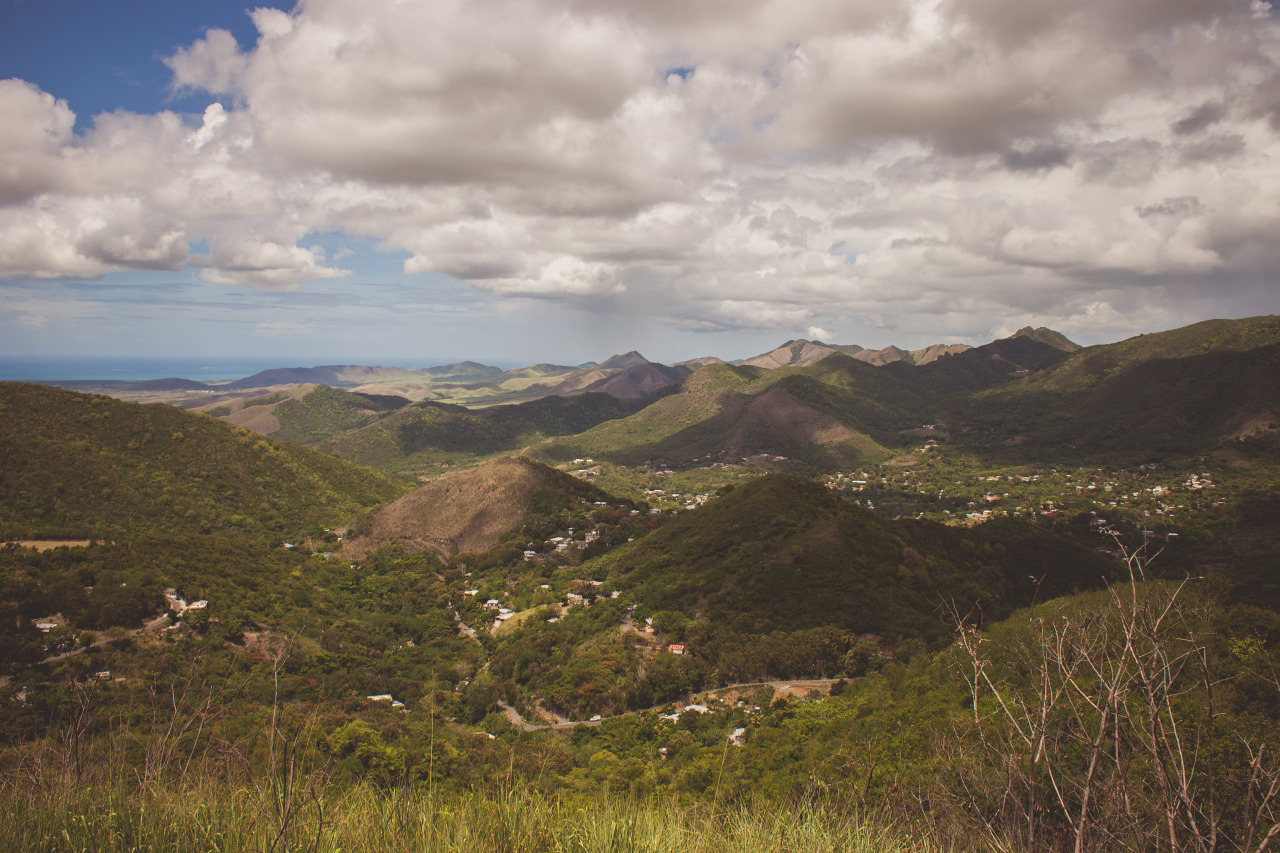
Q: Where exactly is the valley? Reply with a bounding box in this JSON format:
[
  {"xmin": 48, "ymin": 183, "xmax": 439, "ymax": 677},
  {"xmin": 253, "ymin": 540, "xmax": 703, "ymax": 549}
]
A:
[{"xmin": 3, "ymin": 316, "xmax": 1280, "ymax": 852}]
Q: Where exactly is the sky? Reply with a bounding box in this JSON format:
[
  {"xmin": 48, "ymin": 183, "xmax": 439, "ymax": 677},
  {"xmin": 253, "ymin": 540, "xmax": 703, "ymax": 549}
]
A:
[{"xmin": 3, "ymin": 0, "xmax": 1280, "ymax": 368}]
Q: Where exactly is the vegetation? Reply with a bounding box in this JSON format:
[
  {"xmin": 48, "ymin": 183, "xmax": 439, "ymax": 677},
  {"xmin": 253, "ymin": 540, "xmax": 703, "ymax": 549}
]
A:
[
  {"xmin": 0, "ymin": 783, "xmax": 939, "ymax": 852},
  {"xmin": 0, "ymin": 383, "xmax": 406, "ymax": 540},
  {"xmin": 592, "ymin": 474, "xmax": 1117, "ymax": 637},
  {"xmin": 5, "ymin": 316, "xmax": 1280, "ymax": 851},
  {"xmin": 320, "ymin": 393, "xmax": 650, "ymax": 477}
]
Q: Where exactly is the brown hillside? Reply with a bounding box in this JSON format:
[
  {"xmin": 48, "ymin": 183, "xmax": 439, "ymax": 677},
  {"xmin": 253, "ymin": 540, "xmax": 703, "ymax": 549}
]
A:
[
  {"xmin": 342, "ymin": 457, "xmax": 598, "ymax": 561},
  {"xmin": 720, "ymin": 385, "xmax": 857, "ymax": 455},
  {"xmin": 579, "ymin": 363, "xmax": 691, "ymax": 398},
  {"xmin": 910, "ymin": 343, "xmax": 972, "ymax": 364},
  {"xmin": 740, "ymin": 340, "xmax": 837, "ymax": 369}
]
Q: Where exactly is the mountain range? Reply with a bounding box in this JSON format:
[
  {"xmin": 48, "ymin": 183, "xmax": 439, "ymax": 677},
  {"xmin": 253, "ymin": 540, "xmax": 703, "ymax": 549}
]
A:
[{"xmin": 25, "ymin": 318, "xmax": 1222, "ymax": 480}]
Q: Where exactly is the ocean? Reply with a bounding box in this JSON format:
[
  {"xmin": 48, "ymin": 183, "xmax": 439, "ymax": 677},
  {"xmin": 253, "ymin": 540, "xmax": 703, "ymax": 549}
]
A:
[
  {"xmin": 0, "ymin": 355, "xmax": 506, "ymax": 383},
  {"xmin": 0, "ymin": 356, "xmax": 310, "ymax": 383}
]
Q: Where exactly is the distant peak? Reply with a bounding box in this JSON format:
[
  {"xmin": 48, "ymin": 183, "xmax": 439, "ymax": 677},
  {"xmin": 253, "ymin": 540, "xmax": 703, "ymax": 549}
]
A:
[
  {"xmin": 1010, "ymin": 326, "xmax": 1081, "ymax": 352},
  {"xmin": 597, "ymin": 351, "xmax": 652, "ymax": 369}
]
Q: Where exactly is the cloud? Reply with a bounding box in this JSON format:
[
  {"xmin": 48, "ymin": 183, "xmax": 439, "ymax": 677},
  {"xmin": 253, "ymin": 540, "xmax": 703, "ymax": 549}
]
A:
[
  {"xmin": 165, "ymin": 28, "xmax": 247, "ymax": 96},
  {"xmin": 190, "ymin": 237, "xmax": 349, "ymax": 289},
  {"xmin": 255, "ymin": 318, "xmax": 316, "ymax": 335},
  {"xmin": 0, "ymin": 79, "xmax": 76, "ymax": 204},
  {"xmin": 1, "ymin": 0, "xmax": 1279, "ymax": 348}
]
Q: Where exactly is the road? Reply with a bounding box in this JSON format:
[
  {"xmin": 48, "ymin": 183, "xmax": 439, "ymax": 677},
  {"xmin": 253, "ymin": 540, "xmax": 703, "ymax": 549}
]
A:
[
  {"xmin": 0, "ymin": 612, "xmax": 175, "ymax": 689},
  {"xmin": 493, "ymin": 678, "xmax": 842, "ymax": 732}
]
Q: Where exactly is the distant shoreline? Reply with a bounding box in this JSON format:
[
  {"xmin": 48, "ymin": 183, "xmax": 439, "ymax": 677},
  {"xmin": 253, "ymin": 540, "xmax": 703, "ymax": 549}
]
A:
[
  {"xmin": 0, "ymin": 355, "xmax": 514, "ymax": 383},
  {"xmin": 0, "ymin": 357, "xmax": 286, "ymax": 383}
]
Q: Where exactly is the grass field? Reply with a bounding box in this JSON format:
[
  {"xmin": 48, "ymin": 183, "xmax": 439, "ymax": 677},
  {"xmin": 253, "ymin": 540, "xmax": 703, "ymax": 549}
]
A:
[{"xmin": 1, "ymin": 781, "xmax": 947, "ymax": 853}]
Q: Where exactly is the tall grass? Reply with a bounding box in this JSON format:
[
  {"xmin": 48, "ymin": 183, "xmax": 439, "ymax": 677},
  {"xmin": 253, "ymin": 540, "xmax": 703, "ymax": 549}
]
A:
[{"xmin": 1, "ymin": 780, "xmax": 947, "ymax": 853}]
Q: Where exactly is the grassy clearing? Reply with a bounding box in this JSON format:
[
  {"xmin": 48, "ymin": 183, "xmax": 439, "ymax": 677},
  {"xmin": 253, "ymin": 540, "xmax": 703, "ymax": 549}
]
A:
[{"xmin": 1, "ymin": 782, "xmax": 947, "ymax": 853}]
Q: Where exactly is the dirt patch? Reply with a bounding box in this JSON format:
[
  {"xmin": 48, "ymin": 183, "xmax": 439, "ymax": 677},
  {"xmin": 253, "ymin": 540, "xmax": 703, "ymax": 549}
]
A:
[{"xmin": 10, "ymin": 540, "xmax": 96, "ymax": 551}]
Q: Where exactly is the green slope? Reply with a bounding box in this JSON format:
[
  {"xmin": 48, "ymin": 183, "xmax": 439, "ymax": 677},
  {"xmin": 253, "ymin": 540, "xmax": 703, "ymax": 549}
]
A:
[
  {"xmin": 0, "ymin": 382, "xmax": 408, "ymax": 540},
  {"xmin": 591, "ymin": 474, "xmax": 1117, "ymax": 639},
  {"xmin": 946, "ymin": 318, "xmax": 1280, "ymax": 460},
  {"xmin": 532, "ymin": 361, "xmax": 903, "ymax": 467},
  {"xmin": 530, "ymin": 340, "xmax": 1080, "ymax": 469},
  {"xmin": 319, "ymin": 392, "xmax": 648, "ymax": 476},
  {"xmin": 1029, "ymin": 315, "xmax": 1280, "ymax": 394},
  {"xmin": 270, "ymin": 385, "xmax": 409, "ymax": 445}
]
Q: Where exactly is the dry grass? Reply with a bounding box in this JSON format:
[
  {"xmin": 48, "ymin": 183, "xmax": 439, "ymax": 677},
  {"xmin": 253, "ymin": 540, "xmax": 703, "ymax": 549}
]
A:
[
  {"xmin": 343, "ymin": 457, "xmax": 568, "ymax": 560},
  {"xmin": 0, "ymin": 781, "xmax": 950, "ymax": 853}
]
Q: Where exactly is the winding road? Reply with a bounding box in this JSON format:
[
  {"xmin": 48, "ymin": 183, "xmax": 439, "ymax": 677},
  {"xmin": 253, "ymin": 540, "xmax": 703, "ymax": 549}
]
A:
[{"xmin": 494, "ymin": 678, "xmax": 842, "ymax": 732}]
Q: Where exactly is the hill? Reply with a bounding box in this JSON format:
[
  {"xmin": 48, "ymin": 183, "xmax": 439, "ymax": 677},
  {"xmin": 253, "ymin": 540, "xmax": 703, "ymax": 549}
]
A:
[
  {"xmin": 225, "ymin": 364, "xmax": 425, "ymax": 389},
  {"xmin": 319, "ymin": 392, "xmax": 649, "ymax": 476},
  {"xmin": 739, "ymin": 339, "xmax": 975, "ymax": 370},
  {"xmin": 577, "ymin": 362, "xmax": 693, "ymax": 399},
  {"xmin": 0, "ymin": 382, "xmax": 408, "ymax": 540},
  {"xmin": 739, "ymin": 340, "xmax": 848, "ymax": 369},
  {"xmin": 945, "ymin": 316, "xmax": 1280, "ymax": 460},
  {"xmin": 530, "ymin": 356, "xmax": 935, "ymax": 468},
  {"xmin": 200, "ymin": 384, "xmax": 410, "ymax": 445},
  {"xmin": 590, "ymin": 474, "xmax": 1118, "ymax": 638},
  {"xmin": 342, "ymin": 456, "xmax": 613, "ymax": 560},
  {"xmin": 1011, "ymin": 325, "xmax": 1081, "ymax": 352}
]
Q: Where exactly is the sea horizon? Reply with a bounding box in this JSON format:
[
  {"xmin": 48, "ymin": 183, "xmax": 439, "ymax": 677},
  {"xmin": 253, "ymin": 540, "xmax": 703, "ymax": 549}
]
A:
[{"xmin": 0, "ymin": 355, "xmax": 526, "ymax": 383}]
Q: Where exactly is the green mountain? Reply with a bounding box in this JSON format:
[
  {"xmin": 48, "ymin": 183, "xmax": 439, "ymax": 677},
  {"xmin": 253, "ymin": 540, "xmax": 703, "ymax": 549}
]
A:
[
  {"xmin": 945, "ymin": 316, "xmax": 1280, "ymax": 460},
  {"xmin": 530, "ymin": 340, "xmax": 1074, "ymax": 468},
  {"xmin": 0, "ymin": 382, "xmax": 408, "ymax": 540},
  {"xmin": 530, "ymin": 361, "xmax": 898, "ymax": 467},
  {"xmin": 1011, "ymin": 325, "xmax": 1081, "ymax": 352},
  {"xmin": 319, "ymin": 392, "xmax": 650, "ymax": 476},
  {"xmin": 591, "ymin": 474, "xmax": 1117, "ymax": 639},
  {"xmin": 203, "ymin": 384, "xmax": 410, "ymax": 445}
]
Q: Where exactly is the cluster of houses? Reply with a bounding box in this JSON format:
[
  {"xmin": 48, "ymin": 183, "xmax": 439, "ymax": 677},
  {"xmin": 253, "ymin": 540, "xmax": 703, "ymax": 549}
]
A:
[
  {"xmin": 163, "ymin": 588, "xmax": 208, "ymax": 616},
  {"xmin": 823, "ymin": 462, "xmax": 1219, "ymax": 530},
  {"xmin": 366, "ymin": 693, "xmax": 407, "ymax": 711}
]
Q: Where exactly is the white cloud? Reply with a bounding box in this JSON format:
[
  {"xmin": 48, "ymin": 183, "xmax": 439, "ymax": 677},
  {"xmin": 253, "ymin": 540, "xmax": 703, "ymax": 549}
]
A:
[
  {"xmin": 190, "ymin": 237, "xmax": 348, "ymax": 289},
  {"xmin": 165, "ymin": 28, "xmax": 247, "ymax": 96},
  {"xmin": 0, "ymin": 79, "xmax": 76, "ymax": 204},
  {"xmin": 2, "ymin": 0, "xmax": 1280, "ymax": 348},
  {"xmin": 255, "ymin": 318, "xmax": 316, "ymax": 335}
]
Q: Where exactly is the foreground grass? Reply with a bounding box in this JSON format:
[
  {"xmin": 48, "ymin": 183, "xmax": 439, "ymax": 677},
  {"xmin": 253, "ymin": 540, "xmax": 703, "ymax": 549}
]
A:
[{"xmin": 1, "ymin": 781, "xmax": 946, "ymax": 853}]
